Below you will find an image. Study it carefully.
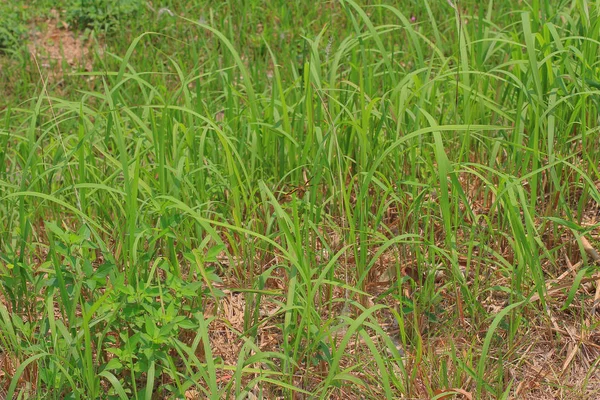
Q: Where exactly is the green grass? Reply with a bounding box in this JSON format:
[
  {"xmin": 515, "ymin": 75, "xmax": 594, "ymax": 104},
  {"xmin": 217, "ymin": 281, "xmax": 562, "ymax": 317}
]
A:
[{"xmin": 1, "ymin": 0, "xmax": 600, "ymax": 398}]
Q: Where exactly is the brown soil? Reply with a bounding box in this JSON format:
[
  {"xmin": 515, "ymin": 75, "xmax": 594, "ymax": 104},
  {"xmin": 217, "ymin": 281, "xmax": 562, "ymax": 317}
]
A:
[{"xmin": 27, "ymin": 9, "xmax": 95, "ymax": 76}]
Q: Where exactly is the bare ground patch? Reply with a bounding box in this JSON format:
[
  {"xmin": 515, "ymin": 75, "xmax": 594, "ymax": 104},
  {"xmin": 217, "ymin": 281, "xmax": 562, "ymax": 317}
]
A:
[{"xmin": 27, "ymin": 9, "xmax": 96, "ymax": 78}]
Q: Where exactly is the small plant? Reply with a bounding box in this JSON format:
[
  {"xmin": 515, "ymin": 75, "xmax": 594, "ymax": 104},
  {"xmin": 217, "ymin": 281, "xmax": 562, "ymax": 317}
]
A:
[
  {"xmin": 66, "ymin": 0, "xmax": 143, "ymax": 32},
  {"xmin": 101, "ymin": 259, "xmax": 222, "ymax": 397},
  {"xmin": 0, "ymin": 6, "xmax": 27, "ymax": 53}
]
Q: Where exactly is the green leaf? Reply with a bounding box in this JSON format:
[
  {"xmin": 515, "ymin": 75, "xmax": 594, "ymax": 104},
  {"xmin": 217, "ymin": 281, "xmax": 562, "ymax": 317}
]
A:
[{"xmin": 104, "ymin": 358, "xmax": 123, "ymax": 371}]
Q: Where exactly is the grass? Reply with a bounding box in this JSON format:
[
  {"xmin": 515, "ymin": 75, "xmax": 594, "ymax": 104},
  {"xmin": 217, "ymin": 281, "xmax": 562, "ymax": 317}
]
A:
[{"xmin": 1, "ymin": 0, "xmax": 600, "ymax": 398}]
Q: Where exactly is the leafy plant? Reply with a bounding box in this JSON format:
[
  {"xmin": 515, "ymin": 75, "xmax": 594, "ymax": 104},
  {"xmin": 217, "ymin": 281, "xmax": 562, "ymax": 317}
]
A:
[
  {"xmin": 101, "ymin": 256, "xmax": 223, "ymax": 397},
  {"xmin": 0, "ymin": 6, "xmax": 27, "ymax": 53},
  {"xmin": 66, "ymin": 0, "xmax": 143, "ymax": 32}
]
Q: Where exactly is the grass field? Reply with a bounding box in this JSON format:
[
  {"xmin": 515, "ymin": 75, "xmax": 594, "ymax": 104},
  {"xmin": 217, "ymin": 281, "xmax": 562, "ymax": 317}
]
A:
[{"xmin": 1, "ymin": 0, "xmax": 600, "ymax": 398}]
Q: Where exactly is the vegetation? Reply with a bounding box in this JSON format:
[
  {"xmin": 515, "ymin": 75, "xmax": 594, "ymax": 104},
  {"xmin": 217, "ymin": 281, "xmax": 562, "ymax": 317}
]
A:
[
  {"xmin": 66, "ymin": 0, "xmax": 144, "ymax": 31},
  {"xmin": 1, "ymin": 0, "xmax": 600, "ymax": 398},
  {"xmin": 0, "ymin": 5, "xmax": 28, "ymax": 53}
]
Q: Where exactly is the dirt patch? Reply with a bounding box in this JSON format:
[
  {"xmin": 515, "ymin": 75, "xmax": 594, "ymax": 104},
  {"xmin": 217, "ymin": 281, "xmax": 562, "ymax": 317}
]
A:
[{"xmin": 27, "ymin": 10, "xmax": 95, "ymax": 76}]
